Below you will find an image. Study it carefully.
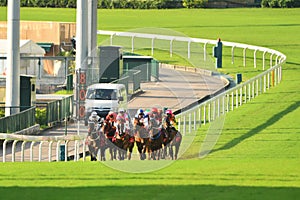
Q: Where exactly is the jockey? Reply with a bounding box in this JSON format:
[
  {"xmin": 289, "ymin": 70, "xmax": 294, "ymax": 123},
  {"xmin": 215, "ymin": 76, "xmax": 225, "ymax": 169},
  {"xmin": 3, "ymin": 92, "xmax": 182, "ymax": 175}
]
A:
[
  {"xmin": 136, "ymin": 108, "xmax": 145, "ymax": 124},
  {"xmin": 163, "ymin": 109, "xmax": 177, "ymax": 132},
  {"xmin": 143, "ymin": 110, "xmax": 150, "ymax": 130},
  {"xmin": 151, "ymin": 107, "xmax": 162, "ymax": 127},
  {"xmin": 105, "ymin": 111, "xmax": 117, "ymax": 127},
  {"xmin": 89, "ymin": 111, "xmax": 100, "ymax": 122},
  {"xmin": 115, "ymin": 109, "xmax": 130, "ymax": 137}
]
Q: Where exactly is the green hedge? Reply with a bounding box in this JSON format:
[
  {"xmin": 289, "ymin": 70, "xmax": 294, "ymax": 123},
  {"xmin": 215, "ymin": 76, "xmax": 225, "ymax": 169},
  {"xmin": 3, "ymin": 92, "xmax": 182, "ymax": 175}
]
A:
[
  {"xmin": 0, "ymin": 0, "xmax": 216, "ymax": 9},
  {"xmin": 261, "ymin": 0, "xmax": 300, "ymax": 7},
  {"xmin": 1, "ymin": 0, "xmax": 300, "ymax": 9}
]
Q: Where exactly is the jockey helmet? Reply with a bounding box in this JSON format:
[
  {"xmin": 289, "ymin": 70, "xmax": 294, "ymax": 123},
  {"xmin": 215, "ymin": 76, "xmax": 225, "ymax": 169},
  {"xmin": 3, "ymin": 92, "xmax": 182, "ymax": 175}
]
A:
[
  {"xmin": 91, "ymin": 111, "xmax": 98, "ymax": 117},
  {"xmin": 118, "ymin": 108, "xmax": 125, "ymax": 113},
  {"xmin": 166, "ymin": 109, "xmax": 173, "ymax": 115},
  {"xmin": 151, "ymin": 107, "xmax": 158, "ymax": 113},
  {"xmin": 107, "ymin": 111, "xmax": 116, "ymax": 119},
  {"xmin": 137, "ymin": 108, "xmax": 144, "ymax": 114}
]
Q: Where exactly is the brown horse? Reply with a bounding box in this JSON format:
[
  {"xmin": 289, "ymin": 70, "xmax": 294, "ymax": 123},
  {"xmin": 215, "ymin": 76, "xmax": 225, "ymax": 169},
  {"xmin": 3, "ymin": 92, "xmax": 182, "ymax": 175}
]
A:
[
  {"xmin": 102, "ymin": 120, "xmax": 117, "ymax": 160},
  {"xmin": 133, "ymin": 117, "xmax": 150, "ymax": 160}
]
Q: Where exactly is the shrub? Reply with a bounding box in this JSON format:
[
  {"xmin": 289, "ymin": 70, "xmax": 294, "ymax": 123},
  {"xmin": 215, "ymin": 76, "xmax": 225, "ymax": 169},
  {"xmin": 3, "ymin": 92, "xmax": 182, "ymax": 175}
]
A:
[
  {"xmin": 261, "ymin": 0, "xmax": 300, "ymax": 8},
  {"xmin": 182, "ymin": 0, "xmax": 207, "ymax": 8},
  {"xmin": 35, "ymin": 108, "xmax": 47, "ymax": 126}
]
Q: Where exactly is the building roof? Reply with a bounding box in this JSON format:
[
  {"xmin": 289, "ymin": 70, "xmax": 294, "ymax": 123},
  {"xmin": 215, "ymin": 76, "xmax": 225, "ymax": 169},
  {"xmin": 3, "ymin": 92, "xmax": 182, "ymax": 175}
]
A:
[{"xmin": 0, "ymin": 39, "xmax": 45, "ymax": 55}]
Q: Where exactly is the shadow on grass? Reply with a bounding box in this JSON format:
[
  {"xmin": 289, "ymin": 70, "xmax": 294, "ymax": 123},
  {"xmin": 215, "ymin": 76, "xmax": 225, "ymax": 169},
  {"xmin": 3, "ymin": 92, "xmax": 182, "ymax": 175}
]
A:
[
  {"xmin": 212, "ymin": 101, "xmax": 300, "ymax": 153},
  {"xmin": 1, "ymin": 185, "xmax": 299, "ymax": 200}
]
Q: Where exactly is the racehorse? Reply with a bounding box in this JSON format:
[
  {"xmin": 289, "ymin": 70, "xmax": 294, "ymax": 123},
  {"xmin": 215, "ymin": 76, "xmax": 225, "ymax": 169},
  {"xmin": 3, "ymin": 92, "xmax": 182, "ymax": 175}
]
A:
[
  {"xmin": 148, "ymin": 118, "xmax": 164, "ymax": 160},
  {"xmin": 163, "ymin": 127, "xmax": 182, "ymax": 160},
  {"xmin": 102, "ymin": 119, "xmax": 117, "ymax": 160},
  {"xmin": 86, "ymin": 120, "xmax": 101, "ymax": 161},
  {"xmin": 133, "ymin": 117, "xmax": 150, "ymax": 160}
]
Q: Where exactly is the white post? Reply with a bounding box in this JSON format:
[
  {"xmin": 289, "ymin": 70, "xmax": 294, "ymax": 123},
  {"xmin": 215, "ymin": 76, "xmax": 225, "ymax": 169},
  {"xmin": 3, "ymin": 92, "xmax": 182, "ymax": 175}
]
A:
[
  {"xmin": 12, "ymin": 140, "xmax": 18, "ymax": 162},
  {"xmin": 217, "ymin": 98, "xmax": 220, "ymax": 117},
  {"xmin": 188, "ymin": 41, "xmax": 191, "ymax": 59},
  {"xmin": 208, "ymin": 103, "xmax": 211, "ymax": 123},
  {"xmin": 3, "ymin": 140, "xmax": 8, "ymax": 162},
  {"xmin": 39, "ymin": 141, "xmax": 43, "ymax": 162},
  {"xmin": 170, "ymin": 39, "xmax": 174, "ymax": 57},
  {"xmin": 231, "ymin": 92, "xmax": 234, "ymax": 111},
  {"xmin": 131, "ymin": 36, "xmax": 135, "ymax": 53},
  {"xmin": 252, "ymin": 81, "xmax": 255, "ymax": 98},
  {"xmin": 256, "ymin": 79, "xmax": 259, "ymax": 97},
  {"xmin": 151, "ymin": 37, "xmax": 155, "ymax": 56},
  {"xmin": 243, "ymin": 48, "xmax": 247, "ymax": 67},
  {"xmin": 222, "ymin": 95, "xmax": 225, "ymax": 114},
  {"xmin": 248, "ymin": 82, "xmax": 251, "ymax": 100},
  {"xmin": 236, "ymin": 90, "xmax": 238, "ymax": 108},
  {"xmin": 254, "ymin": 49, "xmax": 257, "ymax": 68},
  {"xmin": 49, "ymin": 141, "xmax": 53, "ymax": 162},
  {"xmin": 203, "ymin": 105, "xmax": 206, "ymax": 124},
  {"xmin": 21, "ymin": 141, "xmax": 27, "ymax": 162},
  {"xmin": 204, "ymin": 42, "xmax": 207, "ymax": 61},
  {"xmin": 56, "ymin": 140, "xmax": 61, "ymax": 162},
  {"xmin": 244, "ymin": 85, "xmax": 247, "ymax": 103},
  {"xmin": 231, "ymin": 46, "xmax": 235, "ymax": 64},
  {"xmin": 263, "ymin": 75, "xmax": 266, "ymax": 92},
  {"xmin": 198, "ymin": 107, "xmax": 201, "ymax": 127},
  {"xmin": 110, "ymin": 34, "xmax": 113, "ymax": 45},
  {"xmin": 239, "ymin": 87, "xmax": 243, "ymax": 106},
  {"xmin": 30, "ymin": 141, "xmax": 35, "ymax": 162},
  {"xmin": 263, "ymin": 51, "xmax": 267, "ymax": 70},
  {"xmin": 270, "ymin": 53, "xmax": 273, "ymax": 68},
  {"xmin": 5, "ymin": 0, "xmax": 20, "ymax": 116}
]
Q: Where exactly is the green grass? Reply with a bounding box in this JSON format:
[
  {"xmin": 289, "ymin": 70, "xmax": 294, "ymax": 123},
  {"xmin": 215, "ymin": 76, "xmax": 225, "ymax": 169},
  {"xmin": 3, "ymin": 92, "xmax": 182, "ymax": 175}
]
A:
[{"xmin": 0, "ymin": 7, "xmax": 300, "ymax": 200}]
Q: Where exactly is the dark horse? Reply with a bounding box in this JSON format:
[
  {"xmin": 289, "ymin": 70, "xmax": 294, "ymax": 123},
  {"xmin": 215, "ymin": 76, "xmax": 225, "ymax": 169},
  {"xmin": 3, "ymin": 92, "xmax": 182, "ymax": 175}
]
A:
[
  {"xmin": 148, "ymin": 118, "xmax": 165, "ymax": 160},
  {"xmin": 163, "ymin": 127, "xmax": 182, "ymax": 160}
]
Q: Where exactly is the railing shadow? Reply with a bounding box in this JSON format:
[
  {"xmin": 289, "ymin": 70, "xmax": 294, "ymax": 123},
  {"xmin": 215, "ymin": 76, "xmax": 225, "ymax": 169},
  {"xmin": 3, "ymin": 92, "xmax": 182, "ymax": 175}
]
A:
[{"xmin": 211, "ymin": 101, "xmax": 300, "ymax": 153}]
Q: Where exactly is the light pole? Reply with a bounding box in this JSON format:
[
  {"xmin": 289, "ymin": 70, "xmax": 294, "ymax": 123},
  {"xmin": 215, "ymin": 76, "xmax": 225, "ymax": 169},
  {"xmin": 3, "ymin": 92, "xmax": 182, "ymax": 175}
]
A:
[{"xmin": 5, "ymin": 0, "xmax": 20, "ymax": 116}]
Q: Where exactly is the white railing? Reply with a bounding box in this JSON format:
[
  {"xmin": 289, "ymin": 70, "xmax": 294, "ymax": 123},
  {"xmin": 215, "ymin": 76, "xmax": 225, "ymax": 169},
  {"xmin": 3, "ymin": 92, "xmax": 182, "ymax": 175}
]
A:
[
  {"xmin": 0, "ymin": 30, "xmax": 286, "ymax": 162},
  {"xmin": 98, "ymin": 30, "xmax": 286, "ymax": 135},
  {"xmin": 1, "ymin": 133, "xmax": 86, "ymax": 162}
]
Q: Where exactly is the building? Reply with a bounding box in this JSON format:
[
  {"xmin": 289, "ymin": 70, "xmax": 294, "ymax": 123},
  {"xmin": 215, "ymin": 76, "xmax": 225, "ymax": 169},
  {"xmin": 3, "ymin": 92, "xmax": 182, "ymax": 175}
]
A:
[{"xmin": 0, "ymin": 39, "xmax": 45, "ymax": 76}]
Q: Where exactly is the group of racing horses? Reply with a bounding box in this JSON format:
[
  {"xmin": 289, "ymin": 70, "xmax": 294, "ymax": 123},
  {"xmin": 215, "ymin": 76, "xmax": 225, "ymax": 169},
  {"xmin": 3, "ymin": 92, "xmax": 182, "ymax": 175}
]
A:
[{"xmin": 85, "ymin": 108, "xmax": 182, "ymax": 161}]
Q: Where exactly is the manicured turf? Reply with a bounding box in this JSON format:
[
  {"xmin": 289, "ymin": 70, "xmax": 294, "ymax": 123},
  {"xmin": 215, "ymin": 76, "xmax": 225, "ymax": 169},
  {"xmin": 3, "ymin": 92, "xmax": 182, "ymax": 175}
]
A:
[{"xmin": 0, "ymin": 7, "xmax": 300, "ymax": 200}]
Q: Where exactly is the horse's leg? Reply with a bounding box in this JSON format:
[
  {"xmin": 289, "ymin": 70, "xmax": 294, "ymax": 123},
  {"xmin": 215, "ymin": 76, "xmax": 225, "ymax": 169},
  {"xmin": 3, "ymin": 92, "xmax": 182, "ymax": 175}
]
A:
[
  {"xmin": 169, "ymin": 145, "xmax": 174, "ymax": 160},
  {"xmin": 127, "ymin": 142, "xmax": 134, "ymax": 160},
  {"xmin": 136, "ymin": 141, "xmax": 144, "ymax": 160},
  {"xmin": 174, "ymin": 144, "xmax": 179, "ymax": 160}
]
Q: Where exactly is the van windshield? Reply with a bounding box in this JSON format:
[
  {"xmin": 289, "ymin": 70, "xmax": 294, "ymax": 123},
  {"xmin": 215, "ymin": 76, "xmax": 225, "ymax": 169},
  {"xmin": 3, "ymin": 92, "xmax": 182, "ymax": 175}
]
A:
[{"xmin": 86, "ymin": 89, "xmax": 117, "ymax": 100}]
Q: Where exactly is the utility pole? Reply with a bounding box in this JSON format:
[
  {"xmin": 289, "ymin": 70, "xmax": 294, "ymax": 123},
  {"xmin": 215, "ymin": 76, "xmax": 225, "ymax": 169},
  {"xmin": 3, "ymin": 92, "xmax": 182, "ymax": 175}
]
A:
[
  {"xmin": 75, "ymin": 0, "xmax": 88, "ymax": 71},
  {"xmin": 5, "ymin": 0, "xmax": 20, "ymax": 116}
]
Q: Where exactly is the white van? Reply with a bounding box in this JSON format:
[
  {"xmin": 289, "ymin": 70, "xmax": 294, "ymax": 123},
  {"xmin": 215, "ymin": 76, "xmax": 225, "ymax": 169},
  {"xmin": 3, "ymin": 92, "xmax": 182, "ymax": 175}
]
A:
[{"xmin": 84, "ymin": 83, "xmax": 127, "ymax": 125}]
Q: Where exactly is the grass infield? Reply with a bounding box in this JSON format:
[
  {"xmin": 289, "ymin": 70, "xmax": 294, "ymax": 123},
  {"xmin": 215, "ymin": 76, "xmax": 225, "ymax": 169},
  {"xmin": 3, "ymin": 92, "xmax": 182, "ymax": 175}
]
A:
[{"xmin": 0, "ymin": 7, "xmax": 299, "ymax": 200}]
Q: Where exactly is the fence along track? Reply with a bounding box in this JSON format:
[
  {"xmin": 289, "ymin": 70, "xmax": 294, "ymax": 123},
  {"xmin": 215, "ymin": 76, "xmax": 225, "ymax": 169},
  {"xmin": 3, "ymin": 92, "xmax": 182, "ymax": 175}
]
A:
[{"xmin": 0, "ymin": 30, "xmax": 286, "ymax": 162}]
